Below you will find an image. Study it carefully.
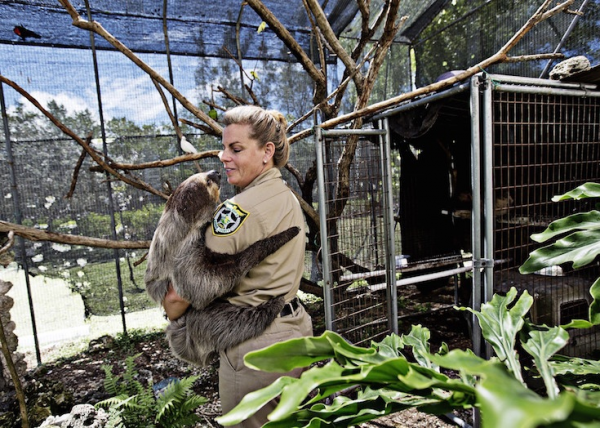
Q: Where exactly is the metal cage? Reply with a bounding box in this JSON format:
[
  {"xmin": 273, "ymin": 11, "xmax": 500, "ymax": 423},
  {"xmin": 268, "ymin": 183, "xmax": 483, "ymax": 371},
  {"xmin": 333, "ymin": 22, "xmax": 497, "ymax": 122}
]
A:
[{"xmin": 317, "ymin": 73, "xmax": 600, "ymax": 357}]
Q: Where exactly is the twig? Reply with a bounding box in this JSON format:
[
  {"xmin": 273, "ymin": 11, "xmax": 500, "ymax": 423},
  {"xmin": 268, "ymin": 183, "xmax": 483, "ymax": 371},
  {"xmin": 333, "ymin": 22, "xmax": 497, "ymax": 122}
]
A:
[
  {"xmin": 0, "ymin": 231, "xmax": 14, "ymax": 255},
  {"xmin": 0, "ymin": 313, "xmax": 29, "ymax": 428},
  {"xmin": 65, "ymin": 138, "xmax": 91, "ymax": 199},
  {"xmin": 216, "ymin": 85, "xmax": 247, "ymax": 105},
  {"xmin": 88, "ymin": 150, "xmax": 221, "ymax": 172}
]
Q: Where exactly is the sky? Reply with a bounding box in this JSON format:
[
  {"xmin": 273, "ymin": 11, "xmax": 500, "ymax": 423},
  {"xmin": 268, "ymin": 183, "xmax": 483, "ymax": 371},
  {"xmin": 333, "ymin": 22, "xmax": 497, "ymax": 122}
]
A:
[{"xmin": 1, "ymin": 43, "xmax": 203, "ymax": 126}]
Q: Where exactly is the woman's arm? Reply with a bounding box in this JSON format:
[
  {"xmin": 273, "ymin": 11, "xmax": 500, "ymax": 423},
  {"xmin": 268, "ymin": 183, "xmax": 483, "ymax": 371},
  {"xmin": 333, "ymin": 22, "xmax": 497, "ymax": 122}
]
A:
[{"xmin": 162, "ymin": 284, "xmax": 190, "ymax": 321}]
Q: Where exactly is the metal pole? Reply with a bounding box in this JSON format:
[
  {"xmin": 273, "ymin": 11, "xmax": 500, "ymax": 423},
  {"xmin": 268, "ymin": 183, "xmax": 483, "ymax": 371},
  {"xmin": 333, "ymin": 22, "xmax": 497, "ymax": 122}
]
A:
[
  {"xmin": 85, "ymin": 1, "xmax": 127, "ymax": 335},
  {"xmin": 0, "ymin": 71, "xmax": 42, "ymax": 365},
  {"xmin": 469, "ymin": 72, "xmax": 484, "ymax": 428},
  {"xmin": 539, "ymin": 0, "xmax": 590, "ymax": 79},
  {"xmin": 315, "ymin": 127, "xmax": 334, "ymax": 331},
  {"xmin": 380, "ymin": 118, "xmax": 398, "ymax": 334},
  {"xmin": 482, "ymin": 75, "xmax": 495, "ymax": 360},
  {"xmin": 469, "ymin": 75, "xmax": 483, "ymax": 359}
]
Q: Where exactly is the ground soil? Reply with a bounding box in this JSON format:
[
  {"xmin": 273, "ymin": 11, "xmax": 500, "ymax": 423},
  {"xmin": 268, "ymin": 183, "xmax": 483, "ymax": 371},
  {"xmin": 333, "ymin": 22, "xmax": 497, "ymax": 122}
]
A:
[{"xmin": 5, "ymin": 290, "xmax": 475, "ymax": 427}]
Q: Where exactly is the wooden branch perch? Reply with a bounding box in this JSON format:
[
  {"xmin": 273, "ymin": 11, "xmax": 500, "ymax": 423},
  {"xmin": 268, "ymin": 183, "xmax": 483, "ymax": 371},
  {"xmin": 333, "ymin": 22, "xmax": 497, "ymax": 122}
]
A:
[
  {"xmin": 88, "ymin": 150, "xmax": 221, "ymax": 172},
  {"xmin": 0, "ymin": 221, "xmax": 150, "ymax": 250}
]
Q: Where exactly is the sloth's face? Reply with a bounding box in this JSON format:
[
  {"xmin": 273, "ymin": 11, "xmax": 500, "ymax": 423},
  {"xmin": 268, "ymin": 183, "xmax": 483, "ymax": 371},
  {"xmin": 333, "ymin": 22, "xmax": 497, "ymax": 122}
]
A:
[{"xmin": 166, "ymin": 170, "xmax": 221, "ymax": 223}]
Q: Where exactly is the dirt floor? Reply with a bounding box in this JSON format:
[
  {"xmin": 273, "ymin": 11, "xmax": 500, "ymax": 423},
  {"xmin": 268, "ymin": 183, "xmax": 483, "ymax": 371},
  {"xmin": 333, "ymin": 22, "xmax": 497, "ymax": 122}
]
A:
[{"xmin": 2, "ymin": 289, "xmax": 475, "ymax": 427}]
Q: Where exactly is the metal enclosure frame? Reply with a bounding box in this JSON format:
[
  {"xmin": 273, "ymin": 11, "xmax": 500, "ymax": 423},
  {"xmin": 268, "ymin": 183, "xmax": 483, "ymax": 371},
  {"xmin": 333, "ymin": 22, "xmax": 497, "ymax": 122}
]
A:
[{"xmin": 316, "ymin": 73, "xmax": 600, "ymax": 357}]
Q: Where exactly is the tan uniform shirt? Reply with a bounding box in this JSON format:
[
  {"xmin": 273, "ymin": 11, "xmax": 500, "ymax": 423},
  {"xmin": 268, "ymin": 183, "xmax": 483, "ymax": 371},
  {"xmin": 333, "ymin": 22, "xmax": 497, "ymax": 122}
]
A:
[{"xmin": 205, "ymin": 168, "xmax": 305, "ymax": 307}]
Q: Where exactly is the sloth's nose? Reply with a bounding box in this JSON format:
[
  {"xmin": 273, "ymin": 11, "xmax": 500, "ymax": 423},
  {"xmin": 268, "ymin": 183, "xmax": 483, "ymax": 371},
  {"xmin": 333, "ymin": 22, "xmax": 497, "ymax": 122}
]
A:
[{"xmin": 207, "ymin": 170, "xmax": 221, "ymax": 184}]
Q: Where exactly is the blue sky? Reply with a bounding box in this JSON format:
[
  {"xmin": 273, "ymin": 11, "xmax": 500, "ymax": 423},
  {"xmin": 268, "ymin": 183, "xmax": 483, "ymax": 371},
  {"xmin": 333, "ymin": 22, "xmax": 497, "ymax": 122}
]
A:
[{"xmin": 1, "ymin": 43, "xmax": 203, "ymax": 126}]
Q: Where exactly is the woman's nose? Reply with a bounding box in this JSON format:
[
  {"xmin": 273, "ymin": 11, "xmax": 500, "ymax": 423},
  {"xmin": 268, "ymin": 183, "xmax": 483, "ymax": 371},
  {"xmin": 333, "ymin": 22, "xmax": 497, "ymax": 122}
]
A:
[{"xmin": 218, "ymin": 150, "xmax": 225, "ymax": 161}]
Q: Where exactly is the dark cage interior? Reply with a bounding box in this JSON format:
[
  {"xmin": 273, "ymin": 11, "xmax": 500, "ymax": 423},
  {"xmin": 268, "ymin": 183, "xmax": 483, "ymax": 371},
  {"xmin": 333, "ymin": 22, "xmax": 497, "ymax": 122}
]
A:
[{"xmin": 389, "ymin": 92, "xmax": 472, "ymax": 302}]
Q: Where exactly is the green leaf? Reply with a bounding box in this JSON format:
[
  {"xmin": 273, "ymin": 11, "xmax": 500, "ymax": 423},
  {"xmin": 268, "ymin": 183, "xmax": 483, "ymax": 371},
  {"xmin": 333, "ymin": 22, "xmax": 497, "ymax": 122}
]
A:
[
  {"xmin": 477, "ymin": 369, "xmax": 575, "ymax": 428},
  {"xmin": 375, "ymin": 333, "xmax": 405, "ymax": 359},
  {"xmin": 589, "ymin": 277, "xmax": 600, "ymax": 325},
  {"xmin": 521, "ymin": 327, "xmax": 569, "ymax": 399},
  {"xmin": 529, "ymin": 211, "xmax": 600, "ymax": 243},
  {"xmin": 520, "ymin": 229, "xmax": 600, "ymax": 273},
  {"xmin": 459, "ymin": 288, "xmax": 531, "ymax": 381},
  {"xmin": 257, "ymin": 21, "xmax": 267, "ymax": 33},
  {"xmin": 402, "ymin": 325, "xmax": 436, "ymax": 370},
  {"xmin": 217, "ymin": 376, "xmax": 299, "ymax": 426},
  {"xmin": 243, "ymin": 331, "xmax": 383, "ymax": 373},
  {"xmin": 552, "ymin": 183, "xmax": 600, "ymax": 202},
  {"xmin": 551, "ymin": 355, "xmax": 600, "ymax": 377},
  {"xmin": 434, "ymin": 350, "xmax": 575, "ymax": 428}
]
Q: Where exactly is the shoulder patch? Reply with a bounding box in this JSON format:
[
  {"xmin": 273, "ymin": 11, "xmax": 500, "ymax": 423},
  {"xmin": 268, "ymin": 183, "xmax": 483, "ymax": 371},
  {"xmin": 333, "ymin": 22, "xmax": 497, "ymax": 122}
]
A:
[{"xmin": 212, "ymin": 201, "xmax": 250, "ymax": 236}]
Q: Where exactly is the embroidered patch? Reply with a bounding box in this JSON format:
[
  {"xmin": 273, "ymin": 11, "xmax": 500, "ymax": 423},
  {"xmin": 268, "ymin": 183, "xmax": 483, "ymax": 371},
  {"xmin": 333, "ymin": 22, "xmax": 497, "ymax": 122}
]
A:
[{"xmin": 212, "ymin": 201, "xmax": 250, "ymax": 236}]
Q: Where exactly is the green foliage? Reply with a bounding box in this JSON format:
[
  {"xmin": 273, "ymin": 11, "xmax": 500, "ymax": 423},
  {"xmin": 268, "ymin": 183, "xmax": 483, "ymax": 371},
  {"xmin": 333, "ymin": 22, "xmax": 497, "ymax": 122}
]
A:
[
  {"xmin": 96, "ymin": 353, "xmax": 207, "ymax": 428},
  {"xmin": 520, "ymin": 182, "xmax": 600, "ymax": 329},
  {"xmin": 217, "ymin": 182, "xmax": 600, "ymax": 428},
  {"xmin": 217, "ymin": 291, "xmax": 600, "ymax": 428}
]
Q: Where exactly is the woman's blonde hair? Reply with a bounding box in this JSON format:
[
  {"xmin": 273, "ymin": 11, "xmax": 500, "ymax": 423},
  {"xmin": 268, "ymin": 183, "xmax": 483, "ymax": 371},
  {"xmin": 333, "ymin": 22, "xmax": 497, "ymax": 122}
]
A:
[{"xmin": 222, "ymin": 105, "xmax": 289, "ymax": 168}]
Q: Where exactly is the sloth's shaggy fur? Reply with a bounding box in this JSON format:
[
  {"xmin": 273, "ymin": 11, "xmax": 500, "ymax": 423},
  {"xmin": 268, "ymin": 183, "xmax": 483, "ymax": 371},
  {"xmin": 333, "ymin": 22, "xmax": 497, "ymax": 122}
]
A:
[{"xmin": 144, "ymin": 170, "xmax": 299, "ymax": 365}]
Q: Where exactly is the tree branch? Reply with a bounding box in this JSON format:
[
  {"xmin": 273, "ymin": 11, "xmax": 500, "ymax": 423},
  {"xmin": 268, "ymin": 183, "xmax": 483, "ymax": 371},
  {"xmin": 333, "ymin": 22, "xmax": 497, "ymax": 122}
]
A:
[
  {"xmin": 311, "ymin": 0, "xmax": 575, "ymax": 131},
  {"xmin": 305, "ymin": 0, "xmax": 363, "ymax": 91},
  {"xmin": 57, "ymin": 0, "xmax": 223, "ymax": 135},
  {"xmin": 89, "ymin": 150, "xmax": 221, "ymax": 172},
  {"xmin": 0, "ymin": 221, "xmax": 150, "ymax": 250},
  {"xmin": 0, "ymin": 74, "xmax": 168, "ymax": 199},
  {"xmin": 245, "ymin": 0, "xmax": 326, "ymax": 93}
]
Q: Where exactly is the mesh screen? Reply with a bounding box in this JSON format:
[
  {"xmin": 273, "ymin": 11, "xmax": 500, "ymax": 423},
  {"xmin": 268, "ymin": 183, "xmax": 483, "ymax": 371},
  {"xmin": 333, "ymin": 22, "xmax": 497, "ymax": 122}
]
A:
[
  {"xmin": 414, "ymin": 0, "xmax": 600, "ymax": 87},
  {"xmin": 320, "ymin": 135, "xmax": 392, "ymax": 345},
  {"xmin": 491, "ymin": 89, "xmax": 600, "ymax": 358}
]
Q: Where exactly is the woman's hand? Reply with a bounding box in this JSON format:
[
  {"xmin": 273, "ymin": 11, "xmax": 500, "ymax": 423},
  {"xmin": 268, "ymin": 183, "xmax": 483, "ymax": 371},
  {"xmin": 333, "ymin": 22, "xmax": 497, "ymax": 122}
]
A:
[{"xmin": 162, "ymin": 284, "xmax": 190, "ymax": 321}]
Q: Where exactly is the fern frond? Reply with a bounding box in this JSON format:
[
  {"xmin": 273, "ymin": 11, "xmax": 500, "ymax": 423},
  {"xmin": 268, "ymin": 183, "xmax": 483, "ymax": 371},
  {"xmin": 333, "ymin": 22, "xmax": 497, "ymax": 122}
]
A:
[
  {"xmin": 101, "ymin": 364, "xmax": 121, "ymax": 396},
  {"xmin": 154, "ymin": 375, "xmax": 205, "ymax": 427}
]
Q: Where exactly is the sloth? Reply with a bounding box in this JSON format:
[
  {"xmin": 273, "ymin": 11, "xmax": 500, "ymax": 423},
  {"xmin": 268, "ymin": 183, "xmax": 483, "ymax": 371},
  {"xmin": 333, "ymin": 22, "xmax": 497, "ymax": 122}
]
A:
[{"xmin": 144, "ymin": 170, "xmax": 299, "ymax": 365}]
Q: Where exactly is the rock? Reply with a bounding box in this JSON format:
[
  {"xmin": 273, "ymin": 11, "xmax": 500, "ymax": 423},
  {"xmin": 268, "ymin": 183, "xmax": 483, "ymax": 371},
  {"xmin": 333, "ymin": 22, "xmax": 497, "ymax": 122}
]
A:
[
  {"xmin": 0, "ymin": 280, "xmax": 13, "ymax": 295},
  {"xmin": 87, "ymin": 335, "xmax": 115, "ymax": 353},
  {"xmin": 39, "ymin": 404, "xmax": 108, "ymax": 428},
  {"xmin": 549, "ymin": 56, "xmax": 591, "ymax": 80}
]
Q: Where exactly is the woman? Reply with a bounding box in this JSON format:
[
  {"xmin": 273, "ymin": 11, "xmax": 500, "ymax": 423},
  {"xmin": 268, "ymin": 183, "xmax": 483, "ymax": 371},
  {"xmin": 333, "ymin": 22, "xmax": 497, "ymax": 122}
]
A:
[{"xmin": 163, "ymin": 105, "xmax": 312, "ymax": 427}]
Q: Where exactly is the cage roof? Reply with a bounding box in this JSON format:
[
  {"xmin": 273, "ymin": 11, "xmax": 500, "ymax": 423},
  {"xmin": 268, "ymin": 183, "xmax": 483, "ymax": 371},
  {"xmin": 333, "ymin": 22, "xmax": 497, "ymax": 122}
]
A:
[{"xmin": 0, "ymin": 0, "xmax": 447, "ymax": 61}]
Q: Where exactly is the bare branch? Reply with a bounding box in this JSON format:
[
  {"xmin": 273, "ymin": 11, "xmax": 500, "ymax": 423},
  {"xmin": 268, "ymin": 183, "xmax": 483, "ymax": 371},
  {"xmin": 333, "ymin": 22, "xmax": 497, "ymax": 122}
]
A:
[
  {"xmin": 179, "ymin": 119, "xmax": 220, "ymax": 136},
  {"xmin": 57, "ymin": 0, "xmax": 223, "ymax": 135},
  {"xmin": 89, "ymin": 150, "xmax": 221, "ymax": 172},
  {"xmin": 0, "ymin": 74, "xmax": 169, "ymax": 200},
  {"xmin": 505, "ymin": 53, "xmax": 565, "ymax": 62},
  {"xmin": 245, "ymin": 0, "xmax": 326, "ymax": 88},
  {"xmin": 0, "ymin": 221, "xmax": 150, "ymax": 250},
  {"xmin": 65, "ymin": 140, "xmax": 90, "ymax": 199},
  {"xmin": 0, "ymin": 231, "xmax": 14, "ymax": 255},
  {"xmin": 313, "ymin": 0, "xmax": 575, "ymax": 131},
  {"xmin": 305, "ymin": 0, "xmax": 363, "ymax": 90}
]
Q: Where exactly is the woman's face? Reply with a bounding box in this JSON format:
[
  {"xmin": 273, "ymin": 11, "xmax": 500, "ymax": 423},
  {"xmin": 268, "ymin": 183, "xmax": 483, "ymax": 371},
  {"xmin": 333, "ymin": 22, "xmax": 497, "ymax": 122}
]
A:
[{"xmin": 219, "ymin": 123, "xmax": 269, "ymax": 189}]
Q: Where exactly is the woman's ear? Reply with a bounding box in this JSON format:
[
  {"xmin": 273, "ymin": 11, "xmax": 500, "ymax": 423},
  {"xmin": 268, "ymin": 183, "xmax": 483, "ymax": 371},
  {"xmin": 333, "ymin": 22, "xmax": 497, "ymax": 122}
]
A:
[{"xmin": 264, "ymin": 141, "xmax": 275, "ymax": 161}]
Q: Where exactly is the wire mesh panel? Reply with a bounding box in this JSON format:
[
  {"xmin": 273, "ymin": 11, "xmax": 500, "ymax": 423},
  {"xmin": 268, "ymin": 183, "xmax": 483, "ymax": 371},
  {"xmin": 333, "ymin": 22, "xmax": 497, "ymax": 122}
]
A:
[
  {"xmin": 317, "ymin": 131, "xmax": 394, "ymax": 346},
  {"xmin": 490, "ymin": 85, "xmax": 600, "ymax": 357}
]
